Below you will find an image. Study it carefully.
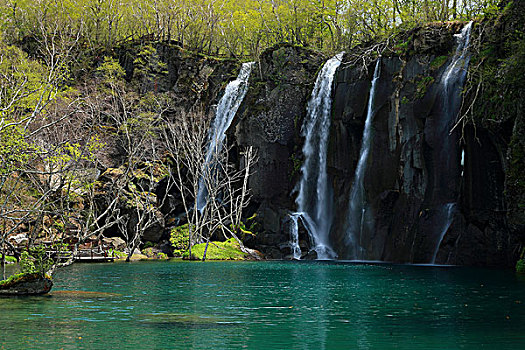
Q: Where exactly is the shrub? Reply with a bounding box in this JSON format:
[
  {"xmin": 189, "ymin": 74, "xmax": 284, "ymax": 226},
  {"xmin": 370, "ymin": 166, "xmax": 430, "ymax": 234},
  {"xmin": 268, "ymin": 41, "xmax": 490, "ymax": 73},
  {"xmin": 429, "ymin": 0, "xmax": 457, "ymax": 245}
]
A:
[{"xmin": 170, "ymin": 224, "xmax": 190, "ymax": 256}]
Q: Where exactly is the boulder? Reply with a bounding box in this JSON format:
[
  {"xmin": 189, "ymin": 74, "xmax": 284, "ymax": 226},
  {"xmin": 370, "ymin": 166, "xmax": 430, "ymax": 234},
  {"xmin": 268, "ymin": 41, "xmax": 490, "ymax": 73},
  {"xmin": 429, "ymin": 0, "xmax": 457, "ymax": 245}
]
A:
[
  {"xmin": 0, "ymin": 273, "xmax": 53, "ymax": 295},
  {"xmin": 102, "ymin": 237, "xmax": 126, "ymax": 251}
]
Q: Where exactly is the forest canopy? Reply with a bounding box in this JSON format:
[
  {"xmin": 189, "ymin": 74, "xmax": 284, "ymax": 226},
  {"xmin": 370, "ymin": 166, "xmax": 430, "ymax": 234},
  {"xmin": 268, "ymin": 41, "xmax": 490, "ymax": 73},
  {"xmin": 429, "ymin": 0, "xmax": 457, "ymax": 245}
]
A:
[{"xmin": 0, "ymin": 0, "xmax": 500, "ymax": 58}]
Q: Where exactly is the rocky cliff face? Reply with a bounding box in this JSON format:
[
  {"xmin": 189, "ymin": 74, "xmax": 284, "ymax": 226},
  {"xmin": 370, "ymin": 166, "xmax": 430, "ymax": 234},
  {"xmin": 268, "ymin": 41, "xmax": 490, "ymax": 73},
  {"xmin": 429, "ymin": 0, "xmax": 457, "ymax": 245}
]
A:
[
  {"xmin": 235, "ymin": 14, "xmax": 523, "ymax": 266},
  {"xmin": 328, "ymin": 23, "xmax": 513, "ymax": 266},
  {"xmin": 233, "ymin": 44, "xmax": 325, "ymax": 258}
]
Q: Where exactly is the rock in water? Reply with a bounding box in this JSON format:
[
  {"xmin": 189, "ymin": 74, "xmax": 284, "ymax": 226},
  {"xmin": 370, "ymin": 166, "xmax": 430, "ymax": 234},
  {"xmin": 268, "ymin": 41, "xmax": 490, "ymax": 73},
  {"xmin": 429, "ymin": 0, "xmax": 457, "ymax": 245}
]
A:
[{"xmin": 0, "ymin": 273, "xmax": 53, "ymax": 295}]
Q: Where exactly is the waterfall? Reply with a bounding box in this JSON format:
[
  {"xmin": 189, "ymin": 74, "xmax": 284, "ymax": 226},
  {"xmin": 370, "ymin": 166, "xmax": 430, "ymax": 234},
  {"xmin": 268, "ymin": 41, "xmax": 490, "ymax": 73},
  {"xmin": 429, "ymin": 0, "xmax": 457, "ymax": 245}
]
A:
[
  {"xmin": 345, "ymin": 58, "xmax": 382, "ymax": 260},
  {"xmin": 431, "ymin": 22, "xmax": 473, "ymax": 263},
  {"xmin": 196, "ymin": 62, "xmax": 254, "ymax": 211},
  {"xmin": 293, "ymin": 53, "xmax": 344, "ymax": 260},
  {"xmin": 288, "ymin": 214, "xmax": 302, "ymax": 260},
  {"xmin": 431, "ymin": 203, "xmax": 456, "ymax": 264}
]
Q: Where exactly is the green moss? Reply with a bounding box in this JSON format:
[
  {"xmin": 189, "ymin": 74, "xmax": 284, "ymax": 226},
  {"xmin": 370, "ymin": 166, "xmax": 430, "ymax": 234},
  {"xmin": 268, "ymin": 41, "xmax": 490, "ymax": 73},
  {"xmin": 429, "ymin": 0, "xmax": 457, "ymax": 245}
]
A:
[
  {"xmin": 430, "ymin": 55, "xmax": 448, "ymax": 70},
  {"xmin": 0, "ymin": 272, "xmax": 50, "ymax": 289},
  {"xmin": 183, "ymin": 238, "xmax": 247, "ymax": 260},
  {"xmin": 0, "ymin": 273, "xmax": 25, "ymax": 288}
]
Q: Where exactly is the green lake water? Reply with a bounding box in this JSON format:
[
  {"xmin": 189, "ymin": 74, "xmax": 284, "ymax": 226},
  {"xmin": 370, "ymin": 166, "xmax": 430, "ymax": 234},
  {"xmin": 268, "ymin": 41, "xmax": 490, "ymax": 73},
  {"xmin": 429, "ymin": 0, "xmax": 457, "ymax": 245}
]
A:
[{"xmin": 1, "ymin": 260, "xmax": 524, "ymax": 349}]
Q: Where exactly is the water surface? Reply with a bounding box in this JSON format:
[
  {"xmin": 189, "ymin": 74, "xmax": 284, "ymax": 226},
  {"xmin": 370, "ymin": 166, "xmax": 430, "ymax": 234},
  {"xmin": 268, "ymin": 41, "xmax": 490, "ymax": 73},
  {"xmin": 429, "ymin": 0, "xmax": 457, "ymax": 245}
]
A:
[{"xmin": 1, "ymin": 261, "xmax": 524, "ymax": 349}]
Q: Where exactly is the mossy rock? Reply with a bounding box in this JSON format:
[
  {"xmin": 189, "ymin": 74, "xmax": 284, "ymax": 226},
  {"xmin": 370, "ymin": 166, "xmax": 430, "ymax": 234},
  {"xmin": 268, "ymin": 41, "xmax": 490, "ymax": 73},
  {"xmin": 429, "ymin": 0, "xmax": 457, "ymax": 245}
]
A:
[
  {"xmin": 183, "ymin": 238, "xmax": 247, "ymax": 260},
  {"xmin": 0, "ymin": 273, "xmax": 53, "ymax": 295}
]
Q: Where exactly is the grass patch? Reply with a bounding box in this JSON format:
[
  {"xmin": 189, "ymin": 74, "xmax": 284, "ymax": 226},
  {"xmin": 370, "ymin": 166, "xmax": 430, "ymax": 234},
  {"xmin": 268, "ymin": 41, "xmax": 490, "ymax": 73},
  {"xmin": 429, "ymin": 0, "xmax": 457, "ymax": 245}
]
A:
[{"xmin": 183, "ymin": 238, "xmax": 247, "ymax": 260}]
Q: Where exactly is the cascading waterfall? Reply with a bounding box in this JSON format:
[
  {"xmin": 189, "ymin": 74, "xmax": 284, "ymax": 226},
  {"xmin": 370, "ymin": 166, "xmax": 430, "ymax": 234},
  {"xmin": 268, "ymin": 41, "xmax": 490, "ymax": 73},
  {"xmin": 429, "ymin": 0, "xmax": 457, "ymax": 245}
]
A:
[
  {"xmin": 431, "ymin": 22, "xmax": 473, "ymax": 263},
  {"xmin": 196, "ymin": 62, "xmax": 254, "ymax": 211},
  {"xmin": 293, "ymin": 53, "xmax": 344, "ymax": 260},
  {"xmin": 288, "ymin": 214, "xmax": 302, "ymax": 260},
  {"xmin": 345, "ymin": 58, "xmax": 382, "ymax": 260}
]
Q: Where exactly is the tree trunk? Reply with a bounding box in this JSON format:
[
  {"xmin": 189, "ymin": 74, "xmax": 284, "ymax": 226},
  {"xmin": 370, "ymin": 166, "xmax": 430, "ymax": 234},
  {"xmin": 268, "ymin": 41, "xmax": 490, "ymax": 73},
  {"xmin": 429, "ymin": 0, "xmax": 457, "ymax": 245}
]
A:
[
  {"xmin": 1, "ymin": 242, "xmax": 5, "ymax": 281},
  {"xmin": 202, "ymin": 239, "xmax": 210, "ymax": 262},
  {"xmin": 1, "ymin": 221, "xmax": 5, "ymax": 280},
  {"xmin": 125, "ymin": 240, "xmax": 137, "ymax": 262}
]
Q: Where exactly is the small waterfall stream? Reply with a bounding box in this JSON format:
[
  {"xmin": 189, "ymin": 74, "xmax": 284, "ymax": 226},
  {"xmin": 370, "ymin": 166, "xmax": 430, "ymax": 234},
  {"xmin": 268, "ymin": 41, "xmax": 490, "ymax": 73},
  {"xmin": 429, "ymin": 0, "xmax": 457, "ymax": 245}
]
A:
[
  {"xmin": 288, "ymin": 214, "xmax": 302, "ymax": 260},
  {"xmin": 196, "ymin": 62, "xmax": 254, "ymax": 211},
  {"xmin": 345, "ymin": 58, "xmax": 382, "ymax": 260},
  {"xmin": 431, "ymin": 203, "xmax": 456, "ymax": 264},
  {"xmin": 293, "ymin": 53, "xmax": 344, "ymax": 260},
  {"xmin": 431, "ymin": 22, "xmax": 473, "ymax": 263}
]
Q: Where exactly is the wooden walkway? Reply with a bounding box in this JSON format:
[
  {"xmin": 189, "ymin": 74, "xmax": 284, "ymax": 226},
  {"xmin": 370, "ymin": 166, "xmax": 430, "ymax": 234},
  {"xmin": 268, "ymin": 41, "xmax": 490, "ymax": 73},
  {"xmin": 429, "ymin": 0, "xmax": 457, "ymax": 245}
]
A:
[
  {"xmin": 74, "ymin": 248, "xmax": 116, "ymax": 263},
  {"xmin": 75, "ymin": 255, "xmax": 115, "ymax": 263}
]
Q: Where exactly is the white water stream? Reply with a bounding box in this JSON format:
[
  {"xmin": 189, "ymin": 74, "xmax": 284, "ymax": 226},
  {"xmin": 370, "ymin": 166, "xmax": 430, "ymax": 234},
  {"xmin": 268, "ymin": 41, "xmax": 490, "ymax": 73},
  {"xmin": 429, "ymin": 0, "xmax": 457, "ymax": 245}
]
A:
[
  {"xmin": 292, "ymin": 53, "xmax": 344, "ymax": 260},
  {"xmin": 196, "ymin": 62, "xmax": 254, "ymax": 211},
  {"xmin": 345, "ymin": 58, "xmax": 382, "ymax": 260}
]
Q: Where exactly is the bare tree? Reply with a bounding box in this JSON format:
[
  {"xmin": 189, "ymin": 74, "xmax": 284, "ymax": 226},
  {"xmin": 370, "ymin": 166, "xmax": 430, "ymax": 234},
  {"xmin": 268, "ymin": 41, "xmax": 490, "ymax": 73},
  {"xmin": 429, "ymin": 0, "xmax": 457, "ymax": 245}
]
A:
[{"xmin": 163, "ymin": 109, "xmax": 258, "ymax": 261}]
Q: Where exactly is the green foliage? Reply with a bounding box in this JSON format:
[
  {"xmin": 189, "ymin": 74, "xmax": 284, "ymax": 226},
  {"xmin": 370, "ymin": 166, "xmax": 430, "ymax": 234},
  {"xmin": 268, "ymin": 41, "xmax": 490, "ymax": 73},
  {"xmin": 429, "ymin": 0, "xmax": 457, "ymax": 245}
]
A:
[
  {"xmin": 182, "ymin": 238, "xmax": 247, "ymax": 260},
  {"xmin": 97, "ymin": 56, "xmax": 126, "ymax": 84},
  {"xmin": 415, "ymin": 76, "xmax": 435, "ymax": 99},
  {"xmin": 108, "ymin": 249, "xmax": 127, "ymax": 259},
  {"xmin": 0, "ymin": 272, "xmax": 25, "ymax": 287},
  {"xmin": 20, "ymin": 245, "xmax": 54, "ymax": 276},
  {"xmin": 4, "ymin": 256, "xmax": 16, "ymax": 263},
  {"xmin": 430, "ymin": 56, "xmax": 449, "ymax": 70},
  {"xmin": 0, "ymin": 272, "xmax": 51, "ymax": 288},
  {"xmin": 0, "ymin": 0, "xmax": 501, "ymax": 59},
  {"xmin": 516, "ymin": 259, "xmax": 525, "ymax": 274},
  {"xmin": 170, "ymin": 224, "xmax": 190, "ymax": 257},
  {"xmin": 289, "ymin": 153, "xmax": 302, "ymax": 181},
  {"xmin": 142, "ymin": 247, "xmax": 169, "ymax": 259},
  {"xmin": 231, "ymin": 214, "xmax": 259, "ymax": 240},
  {"xmin": 0, "ymin": 124, "xmax": 35, "ymax": 175}
]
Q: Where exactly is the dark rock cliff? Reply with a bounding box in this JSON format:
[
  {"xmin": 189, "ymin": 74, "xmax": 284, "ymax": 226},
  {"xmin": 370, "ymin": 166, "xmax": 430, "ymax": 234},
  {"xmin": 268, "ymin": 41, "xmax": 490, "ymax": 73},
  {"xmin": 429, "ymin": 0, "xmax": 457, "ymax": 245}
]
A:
[
  {"xmin": 234, "ymin": 9, "xmax": 523, "ymax": 266},
  {"xmin": 233, "ymin": 44, "xmax": 325, "ymax": 258},
  {"xmin": 329, "ymin": 23, "xmax": 514, "ymax": 266}
]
